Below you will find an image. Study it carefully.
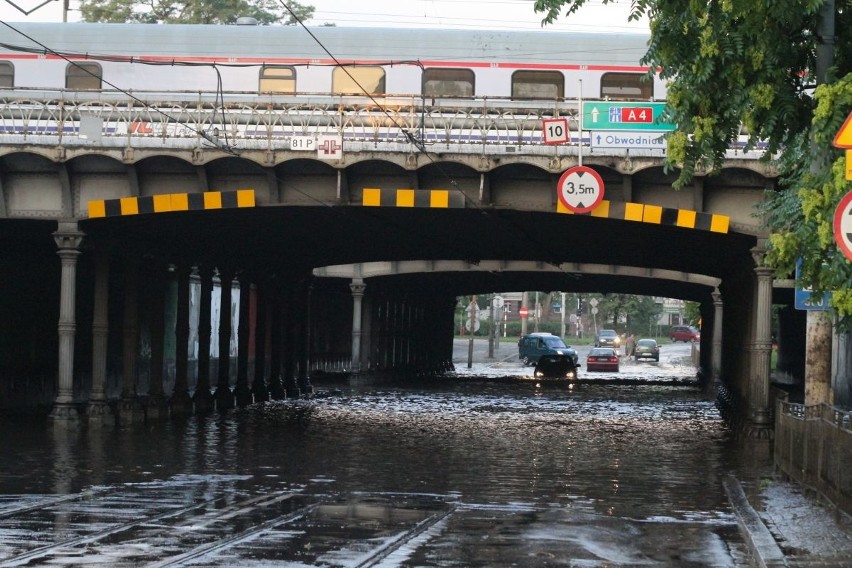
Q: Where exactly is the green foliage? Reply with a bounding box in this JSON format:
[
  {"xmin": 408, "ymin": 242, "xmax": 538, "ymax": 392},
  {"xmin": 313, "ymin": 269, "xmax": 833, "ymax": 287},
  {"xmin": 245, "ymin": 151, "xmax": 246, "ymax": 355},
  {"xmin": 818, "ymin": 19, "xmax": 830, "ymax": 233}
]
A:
[
  {"xmin": 79, "ymin": 0, "xmax": 315, "ymax": 24},
  {"xmin": 535, "ymin": 0, "xmax": 852, "ymax": 325},
  {"xmin": 763, "ymin": 75, "xmax": 852, "ymax": 317},
  {"xmin": 534, "ymin": 0, "xmax": 848, "ymax": 185}
]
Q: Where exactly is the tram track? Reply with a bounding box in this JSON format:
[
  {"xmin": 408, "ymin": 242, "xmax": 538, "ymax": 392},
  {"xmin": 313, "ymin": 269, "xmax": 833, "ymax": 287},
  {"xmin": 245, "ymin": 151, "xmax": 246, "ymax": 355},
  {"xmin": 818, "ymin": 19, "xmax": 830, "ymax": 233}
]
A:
[
  {"xmin": 0, "ymin": 488, "xmax": 304, "ymax": 567},
  {"xmin": 351, "ymin": 503, "xmax": 458, "ymax": 568}
]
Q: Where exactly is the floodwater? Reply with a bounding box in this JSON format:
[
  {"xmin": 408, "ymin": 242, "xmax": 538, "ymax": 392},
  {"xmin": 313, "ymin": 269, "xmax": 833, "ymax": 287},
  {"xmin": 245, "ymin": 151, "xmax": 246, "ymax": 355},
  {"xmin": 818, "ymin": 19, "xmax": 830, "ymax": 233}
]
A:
[{"xmin": 0, "ymin": 346, "xmax": 766, "ymax": 566}]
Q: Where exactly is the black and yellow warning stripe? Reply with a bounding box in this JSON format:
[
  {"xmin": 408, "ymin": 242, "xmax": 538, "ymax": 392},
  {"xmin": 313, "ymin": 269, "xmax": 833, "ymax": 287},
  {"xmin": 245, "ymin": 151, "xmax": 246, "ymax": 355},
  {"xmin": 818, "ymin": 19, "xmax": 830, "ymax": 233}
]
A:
[
  {"xmin": 88, "ymin": 189, "xmax": 255, "ymax": 218},
  {"xmin": 362, "ymin": 188, "xmax": 464, "ymax": 209},
  {"xmin": 557, "ymin": 199, "xmax": 730, "ymax": 234}
]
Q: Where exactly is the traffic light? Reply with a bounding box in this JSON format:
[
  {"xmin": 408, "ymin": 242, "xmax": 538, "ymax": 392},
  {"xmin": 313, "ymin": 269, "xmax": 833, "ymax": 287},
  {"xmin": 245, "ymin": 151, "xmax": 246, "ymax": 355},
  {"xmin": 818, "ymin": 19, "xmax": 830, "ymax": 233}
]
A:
[{"xmin": 576, "ymin": 298, "xmax": 584, "ymax": 316}]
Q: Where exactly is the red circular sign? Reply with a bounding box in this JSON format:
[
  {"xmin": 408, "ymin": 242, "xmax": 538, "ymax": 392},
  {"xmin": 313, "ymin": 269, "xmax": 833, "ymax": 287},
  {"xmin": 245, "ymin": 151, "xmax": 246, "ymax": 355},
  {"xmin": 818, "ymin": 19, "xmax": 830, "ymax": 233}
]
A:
[
  {"xmin": 834, "ymin": 190, "xmax": 852, "ymax": 261},
  {"xmin": 557, "ymin": 166, "xmax": 605, "ymax": 213},
  {"xmin": 519, "ymin": 307, "xmax": 529, "ymax": 318}
]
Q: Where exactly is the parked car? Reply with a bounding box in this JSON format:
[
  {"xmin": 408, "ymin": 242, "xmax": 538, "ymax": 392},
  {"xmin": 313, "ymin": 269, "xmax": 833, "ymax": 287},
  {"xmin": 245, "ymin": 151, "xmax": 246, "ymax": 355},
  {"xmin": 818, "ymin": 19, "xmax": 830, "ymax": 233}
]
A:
[
  {"xmin": 634, "ymin": 338, "xmax": 660, "ymax": 361},
  {"xmin": 586, "ymin": 347, "xmax": 620, "ymax": 372},
  {"xmin": 534, "ymin": 354, "xmax": 579, "ymax": 380},
  {"xmin": 518, "ymin": 332, "xmax": 578, "ymax": 366},
  {"xmin": 670, "ymin": 325, "xmax": 700, "ymax": 343},
  {"xmin": 595, "ymin": 329, "xmax": 621, "ymax": 348}
]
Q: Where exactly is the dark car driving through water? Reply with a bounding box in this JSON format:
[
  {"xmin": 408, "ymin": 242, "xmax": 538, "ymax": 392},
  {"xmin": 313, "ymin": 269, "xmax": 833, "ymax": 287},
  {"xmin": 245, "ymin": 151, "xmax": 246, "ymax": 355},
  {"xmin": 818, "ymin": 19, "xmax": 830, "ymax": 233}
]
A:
[
  {"xmin": 533, "ymin": 354, "xmax": 579, "ymax": 380},
  {"xmin": 518, "ymin": 332, "xmax": 578, "ymax": 366}
]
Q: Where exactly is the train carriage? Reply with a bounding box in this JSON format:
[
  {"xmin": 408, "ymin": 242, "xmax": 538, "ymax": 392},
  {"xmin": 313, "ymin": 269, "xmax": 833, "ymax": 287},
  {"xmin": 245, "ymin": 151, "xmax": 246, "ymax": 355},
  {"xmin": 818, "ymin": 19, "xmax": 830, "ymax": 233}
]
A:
[{"xmin": 0, "ymin": 22, "xmax": 662, "ymax": 102}]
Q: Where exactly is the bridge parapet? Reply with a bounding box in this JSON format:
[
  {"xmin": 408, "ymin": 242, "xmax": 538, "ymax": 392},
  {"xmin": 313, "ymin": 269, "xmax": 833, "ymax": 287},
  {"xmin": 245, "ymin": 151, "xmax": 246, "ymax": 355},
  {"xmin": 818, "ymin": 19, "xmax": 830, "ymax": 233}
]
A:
[{"xmin": 0, "ymin": 89, "xmax": 773, "ymax": 173}]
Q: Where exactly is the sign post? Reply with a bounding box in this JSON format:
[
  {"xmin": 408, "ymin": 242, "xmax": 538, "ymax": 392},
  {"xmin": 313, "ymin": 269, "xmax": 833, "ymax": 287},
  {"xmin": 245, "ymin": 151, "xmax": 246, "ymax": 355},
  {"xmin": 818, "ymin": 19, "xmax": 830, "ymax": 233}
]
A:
[{"xmin": 557, "ymin": 166, "xmax": 605, "ymax": 213}]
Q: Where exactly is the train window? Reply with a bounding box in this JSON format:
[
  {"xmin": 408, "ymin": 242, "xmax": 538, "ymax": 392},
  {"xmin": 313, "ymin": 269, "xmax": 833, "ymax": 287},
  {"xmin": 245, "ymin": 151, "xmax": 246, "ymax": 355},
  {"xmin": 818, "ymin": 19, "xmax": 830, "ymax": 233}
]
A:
[
  {"xmin": 332, "ymin": 66, "xmax": 385, "ymax": 95},
  {"xmin": 0, "ymin": 61, "xmax": 13, "ymax": 88},
  {"xmin": 600, "ymin": 73, "xmax": 653, "ymax": 100},
  {"xmin": 66, "ymin": 62, "xmax": 102, "ymax": 90},
  {"xmin": 423, "ymin": 68, "xmax": 474, "ymax": 98},
  {"xmin": 511, "ymin": 71, "xmax": 564, "ymax": 100},
  {"xmin": 259, "ymin": 65, "xmax": 296, "ymax": 94}
]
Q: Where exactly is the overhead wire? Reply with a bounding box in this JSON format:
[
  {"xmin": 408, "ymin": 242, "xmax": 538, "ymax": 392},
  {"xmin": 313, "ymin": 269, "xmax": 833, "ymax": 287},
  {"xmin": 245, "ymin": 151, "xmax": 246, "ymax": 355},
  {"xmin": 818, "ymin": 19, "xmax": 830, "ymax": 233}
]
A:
[
  {"xmin": 0, "ymin": 15, "xmax": 603, "ymax": 281},
  {"xmin": 0, "ymin": 19, "xmax": 503, "ymax": 279},
  {"xmin": 277, "ymin": 0, "xmax": 584, "ymax": 276}
]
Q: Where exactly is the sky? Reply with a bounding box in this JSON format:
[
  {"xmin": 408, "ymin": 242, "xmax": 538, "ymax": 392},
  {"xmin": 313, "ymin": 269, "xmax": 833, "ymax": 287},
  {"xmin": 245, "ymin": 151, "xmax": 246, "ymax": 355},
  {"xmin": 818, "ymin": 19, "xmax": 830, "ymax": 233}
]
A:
[{"xmin": 0, "ymin": 0, "xmax": 650, "ymax": 33}]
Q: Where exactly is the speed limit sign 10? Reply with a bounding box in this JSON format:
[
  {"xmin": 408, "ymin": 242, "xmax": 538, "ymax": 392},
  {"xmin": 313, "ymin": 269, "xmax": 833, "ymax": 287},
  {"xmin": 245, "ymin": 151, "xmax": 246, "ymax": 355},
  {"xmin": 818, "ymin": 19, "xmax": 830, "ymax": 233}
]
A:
[{"xmin": 542, "ymin": 118, "xmax": 570, "ymax": 145}]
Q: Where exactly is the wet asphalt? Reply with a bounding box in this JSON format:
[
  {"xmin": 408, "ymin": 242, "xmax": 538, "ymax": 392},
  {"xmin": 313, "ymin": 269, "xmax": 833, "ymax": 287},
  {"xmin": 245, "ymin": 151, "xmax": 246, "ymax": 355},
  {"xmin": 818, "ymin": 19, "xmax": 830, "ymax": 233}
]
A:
[{"xmin": 0, "ymin": 339, "xmax": 763, "ymax": 566}]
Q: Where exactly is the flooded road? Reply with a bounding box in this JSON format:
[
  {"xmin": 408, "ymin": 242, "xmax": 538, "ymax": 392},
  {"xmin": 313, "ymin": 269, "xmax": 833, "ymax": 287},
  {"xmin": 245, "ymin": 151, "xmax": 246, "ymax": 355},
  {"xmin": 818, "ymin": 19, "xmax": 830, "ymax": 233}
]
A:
[{"xmin": 0, "ymin": 342, "xmax": 765, "ymax": 566}]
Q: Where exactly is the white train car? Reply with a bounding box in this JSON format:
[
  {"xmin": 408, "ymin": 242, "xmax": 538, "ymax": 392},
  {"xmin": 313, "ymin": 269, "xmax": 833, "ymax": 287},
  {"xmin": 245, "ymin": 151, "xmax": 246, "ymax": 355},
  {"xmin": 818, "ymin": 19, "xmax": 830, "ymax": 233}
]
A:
[{"xmin": 0, "ymin": 22, "xmax": 661, "ymax": 102}]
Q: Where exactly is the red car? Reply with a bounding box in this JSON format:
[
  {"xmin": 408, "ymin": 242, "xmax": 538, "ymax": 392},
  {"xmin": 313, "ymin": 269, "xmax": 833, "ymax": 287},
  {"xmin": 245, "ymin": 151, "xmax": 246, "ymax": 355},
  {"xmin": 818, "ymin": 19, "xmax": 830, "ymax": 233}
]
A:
[
  {"xmin": 586, "ymin": 347, "xmax": 620, "ymax": 372},
  {"xmin": 670, "ymin": 325, "xmax": 700, "ymax": 342}
]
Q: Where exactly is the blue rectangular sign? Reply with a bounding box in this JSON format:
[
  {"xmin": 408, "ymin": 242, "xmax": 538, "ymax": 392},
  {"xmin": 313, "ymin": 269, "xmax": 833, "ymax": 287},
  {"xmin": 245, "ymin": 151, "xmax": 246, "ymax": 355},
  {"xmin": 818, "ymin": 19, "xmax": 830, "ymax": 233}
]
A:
[{"xmin": 794, "ymin": 259, "xmax": 831, "ymax": 311}]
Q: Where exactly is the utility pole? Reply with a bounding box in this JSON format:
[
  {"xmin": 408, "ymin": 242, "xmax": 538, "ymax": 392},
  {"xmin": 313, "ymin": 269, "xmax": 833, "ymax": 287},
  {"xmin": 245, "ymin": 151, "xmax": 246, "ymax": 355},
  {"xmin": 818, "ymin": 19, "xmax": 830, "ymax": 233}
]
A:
[
  {"xmin": 467, "ymin": 295, "xmax": 477, "ymax": 369},
  {"xmin": 805, "ymin": 0, "xmax": 836, "ymax": 406},
  {"xmin": 488, "ymin": 294, "xmax": 496, "ymax": 359}
]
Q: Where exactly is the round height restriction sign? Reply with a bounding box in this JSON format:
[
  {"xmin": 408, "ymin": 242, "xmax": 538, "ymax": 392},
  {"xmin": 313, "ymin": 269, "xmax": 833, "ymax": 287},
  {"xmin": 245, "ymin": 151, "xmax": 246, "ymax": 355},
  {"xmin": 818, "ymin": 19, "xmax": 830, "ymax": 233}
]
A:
[
  {"xmin": 834, "ymin": 190, "xmax": 852, "ymax": 260},
  {"xmin": 557, "ymin": 166, "xmax": 605, "ymax": 213}
]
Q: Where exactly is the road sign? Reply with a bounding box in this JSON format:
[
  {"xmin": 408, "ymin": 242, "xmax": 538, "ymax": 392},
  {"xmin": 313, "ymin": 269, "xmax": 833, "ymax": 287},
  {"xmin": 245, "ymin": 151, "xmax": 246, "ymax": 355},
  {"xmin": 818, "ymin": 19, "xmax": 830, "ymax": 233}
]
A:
[
  {"xmin": 834, "ymin": 112, "xmax": 852, "ymax": 148},
  {"xmin": 557, "ymin": 166, "xmax": 605, "ymax": 213},
  {"xmin": 542, "ymin": 118, "xmax": 570, "ymax": 144},
  {"xmin": 846, "ymin": 149, "xmax": 852, "ymax": 181},
  {"xmin": 464, "ymin": 318, "xmax": 481, "ymax": 332},
  {"xmin": 834, "ymin": 190, "xmax": 852, "ymax": 261},
  {"xmin": 581, "ymin": 101, "xmax": 674, "ymax": 131},
  {"xmin": 590, "ymin": 130, "xmax": 666, "ymax": 150},
  {"xmin": 519, "ymin": 307, "xmax": 529, "ymax": 318},
  {"xmin": 492, "ymin": 295, "xmax": 505, "ymax": 309},
  {"xmin": 794, "ymin": 259, "xmax": 831, "ymax": 310}
]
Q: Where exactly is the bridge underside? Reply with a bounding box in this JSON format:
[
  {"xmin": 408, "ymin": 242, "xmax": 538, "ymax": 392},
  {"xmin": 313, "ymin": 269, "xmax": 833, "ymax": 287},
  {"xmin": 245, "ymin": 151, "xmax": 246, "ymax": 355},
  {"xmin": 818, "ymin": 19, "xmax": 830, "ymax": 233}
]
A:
[{"xmin": 1, "ymin": 203, "xmax": 779, "ymax": 426}]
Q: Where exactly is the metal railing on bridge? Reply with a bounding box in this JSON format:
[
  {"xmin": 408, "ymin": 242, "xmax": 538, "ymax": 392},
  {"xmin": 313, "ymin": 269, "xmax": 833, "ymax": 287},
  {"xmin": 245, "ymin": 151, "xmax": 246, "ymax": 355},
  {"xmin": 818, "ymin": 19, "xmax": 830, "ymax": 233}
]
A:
[
  {"xmin": 0, "ymin": 89, "xmax": 763, "ymax": 160},
  {"xmin": 775, "ymin": 401, "xmax": 852, "ymax": 515}
]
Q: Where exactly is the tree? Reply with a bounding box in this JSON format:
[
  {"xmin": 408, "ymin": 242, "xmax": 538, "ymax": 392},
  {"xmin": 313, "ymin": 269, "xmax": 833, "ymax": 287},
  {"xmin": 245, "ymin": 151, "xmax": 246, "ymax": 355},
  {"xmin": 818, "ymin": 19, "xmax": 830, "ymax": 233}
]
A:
[
  {"xmin": 534, "ymin": 0, "xmax": 851, "ymax": 314},
  {"xmin": 80, "ymin": 0, "xmax": 315, "ymax": 25}
]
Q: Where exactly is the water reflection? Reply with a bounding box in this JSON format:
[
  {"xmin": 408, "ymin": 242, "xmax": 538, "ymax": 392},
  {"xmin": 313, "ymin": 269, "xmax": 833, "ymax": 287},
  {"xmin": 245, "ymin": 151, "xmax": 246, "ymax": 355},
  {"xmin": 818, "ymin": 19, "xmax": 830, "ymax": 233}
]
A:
[{"xmin": 0, "ymin": 377, "xmax": 759, "ymax": 565}]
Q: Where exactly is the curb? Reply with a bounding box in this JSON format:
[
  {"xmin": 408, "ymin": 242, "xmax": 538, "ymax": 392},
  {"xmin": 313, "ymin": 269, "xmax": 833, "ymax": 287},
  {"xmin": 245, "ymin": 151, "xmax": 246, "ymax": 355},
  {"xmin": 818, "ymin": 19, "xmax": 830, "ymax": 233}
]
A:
[{"xmin": 723, "ymin": 475, "xmax": 787, "ymax": 568}]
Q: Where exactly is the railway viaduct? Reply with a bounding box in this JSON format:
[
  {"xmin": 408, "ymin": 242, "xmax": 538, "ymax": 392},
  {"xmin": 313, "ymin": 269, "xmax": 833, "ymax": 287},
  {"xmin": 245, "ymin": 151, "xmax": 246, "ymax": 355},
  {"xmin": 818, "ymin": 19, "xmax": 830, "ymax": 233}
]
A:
[{"xmin": 0, "ymin": 92, "xmax": 795, "ymax": 436}]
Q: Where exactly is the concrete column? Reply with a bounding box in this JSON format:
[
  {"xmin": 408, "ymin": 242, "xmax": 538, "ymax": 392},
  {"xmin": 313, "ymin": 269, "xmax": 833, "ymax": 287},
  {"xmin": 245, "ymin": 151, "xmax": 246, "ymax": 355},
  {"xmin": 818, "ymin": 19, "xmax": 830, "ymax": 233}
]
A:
[
  {"xmin": 711, "ymin": 287, "xmax": 723, "ymax": 385},
  {"xmin": 119, "ymin": 257, "xmax": 140, "ymax": 422},
  {"xmin": 144, "ymin": 262, "xmax": 167, "ymax": 419},
  {"xmin": 349, "ymin": 278, "xmax": 366, "ymax": 372},
  {"xmin": 194, "ymin": 264, "xmax": 214, "ymax": 412},
  {"xmin": 693, "ymin": 176, "xmax": 705, "ymax": 212},
  {"xmin": 215, "ymin": 269, "xmax": 235, "ymax": 410},
  {"xmin": 298, "ymin": 278, "xmax": 313, "ymax": 396},
  {"xmin": 749, "ymin": 246, "xmax": 774, "ymax": 434},
  {"xmin": 621, "ymin": 173, "xmax": 633, "ymax": 203},
  {"xmin": 171, "ymin": 264, "xmax": 193, "ymax": 415},
  {"xmin": 252, "ymin": 281, "xmax": 270, "ymax": 402},
  {"xmin": 361, "ymin": 295, "xmax": 373, "ymax": 370},
  {"xmin": 832, "ymin": 327, "xmax": 852, "ymax": 408},
  {"xmin": 520, "ymin": 292, "xmax": 529, "ymax": 336},
  {"xmin": 234, "ymin": 272, "xmax": 253, "ymax": 407},
  {"xmin": 267, "ymin": 284, "xmax": 285, "ymax": 399},
  {"xmin": 88, "ymin": 249, "xmax": 110, "ymax": 420},
  {"xmin": 282, "ymin": 285, "xmax": 300, "ymax": 398},
  {"xmin": 51, "ymin": 221, "xmax": 84, "ymax": 422}
]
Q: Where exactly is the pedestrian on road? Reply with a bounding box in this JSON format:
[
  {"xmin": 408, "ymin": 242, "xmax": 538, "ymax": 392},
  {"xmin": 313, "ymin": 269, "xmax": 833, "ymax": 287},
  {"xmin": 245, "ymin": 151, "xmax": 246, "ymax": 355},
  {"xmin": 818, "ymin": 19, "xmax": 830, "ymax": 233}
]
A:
[{"xmin": 625, "ymin": 333, "xmax": 635, "ymax": 358}]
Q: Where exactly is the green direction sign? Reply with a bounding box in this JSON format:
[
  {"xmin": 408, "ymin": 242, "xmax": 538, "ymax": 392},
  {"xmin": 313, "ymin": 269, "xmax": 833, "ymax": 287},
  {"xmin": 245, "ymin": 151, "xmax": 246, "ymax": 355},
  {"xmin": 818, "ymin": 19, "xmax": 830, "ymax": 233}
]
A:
[{"xmin": 581, "ymin": 101, "xmax": 675, "ymax": 131}]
